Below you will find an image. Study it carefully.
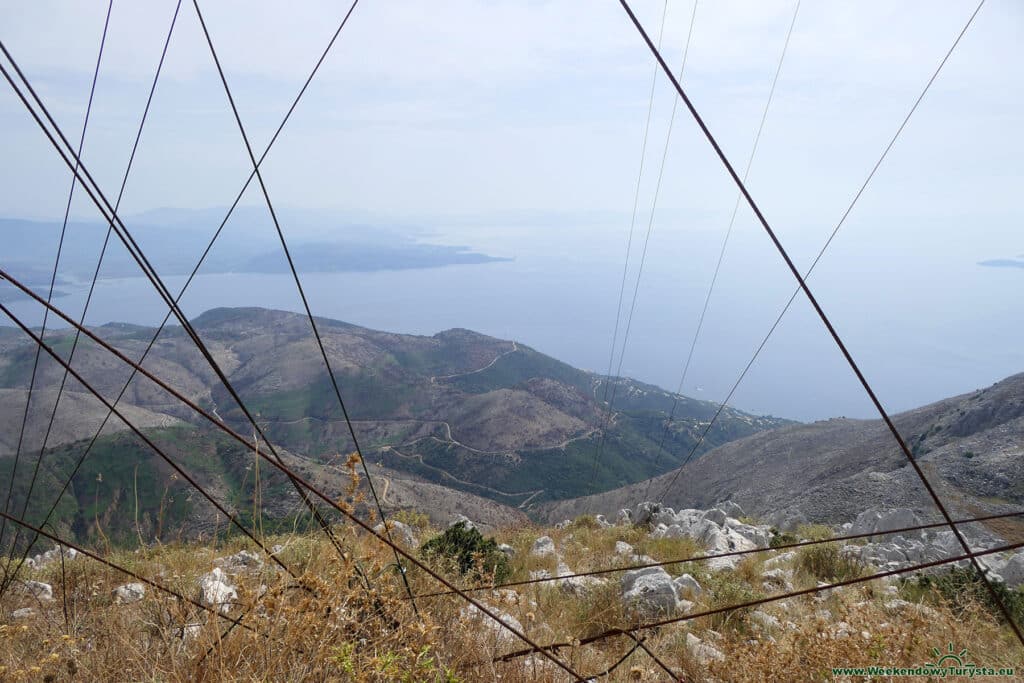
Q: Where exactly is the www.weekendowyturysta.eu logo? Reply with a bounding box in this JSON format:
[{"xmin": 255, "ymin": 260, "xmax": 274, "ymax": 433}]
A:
[{"xmin": 831, "ymin": 642, "xmax": 1015, "ymax": 678}]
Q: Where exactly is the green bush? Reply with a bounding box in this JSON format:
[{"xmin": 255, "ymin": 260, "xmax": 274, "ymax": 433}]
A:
[
  {"xmin": 796, "ymin": 543, "xmax": 862, "ymax": 582},
  {"xmin": 769, "ymin": 529, "xmax": 797, "ymax": 548},
  {"xmin": 704, "ymin": 571, "xmax": 764, "ymax": 631},
  {"xmin": 567, "ymin": 515, "xmax": 602, "ymax": 530},
  {"xmin": 420, "ymin": 522, "xmax": 511, "ymax": 583},
  {"xmin": 904, "ymin": 566, "xmax": 1024, "ymax": 625}
]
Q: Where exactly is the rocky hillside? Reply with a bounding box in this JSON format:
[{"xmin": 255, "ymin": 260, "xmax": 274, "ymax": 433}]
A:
[
  {"xmin": 538, "ymin": 372, "xmax": 1024, "ymax": 530},
  {"xmin": 0, "ymin": 307, "xmax": 790, "ymax": 526},
  {"xmin": 3, "ymin": 499, "xmax": 1020, "ymax": 681}
]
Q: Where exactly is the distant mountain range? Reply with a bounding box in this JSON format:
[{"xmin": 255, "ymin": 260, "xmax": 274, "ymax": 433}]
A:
[
  {"xmin": 0, "ymin": 307, "xmax": 788, "ymax": 546},
  {"xmin": 539, "ymin": 372, "xmax": 1024, "ymax": 534}
]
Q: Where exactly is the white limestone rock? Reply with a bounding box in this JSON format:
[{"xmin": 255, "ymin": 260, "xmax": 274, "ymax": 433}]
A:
[
  {"xmin": 461, "ymin": 603, "xmax": 524, "ymax": 647},
  {"xmin": 621, "ymin": 567, "xmax": 679, "ymax": 617},
  {"xmin": 20, "ymin": 580, "xmax": 53, "ymax": 602},
  {"xmin": 851, "ymin": 508, "xmax": 921, "ymax": 539},
  {"xmin": 373, "ymin": 520, "xmax": 418, "ymax": 548},
  {"xmin": 686, "ymin": 632, "xmax": 725, "ymax": 663},
  {"xmin": 530, "ymin": 536, "xmax": 556, "ymax": 558},
  {"xmin": 764, "ymin": 551, "xmax": 797, "ymax": 569},
  {"xmin": 715, "ymin": 500, "xmax": 744, "ymax": 519},
  {"xmin": 113, "ymin": 583, "xmax": 146, "ymax": 604},
  {"xmin": 198, "ymin": 567, "xmax": 238, "ymax": 615},
  {"xmin": 216, "ymin": 550, "xmax": 264, "ymax": 572},
  {"xmin": 449, "ymin": 514, "xmax": 476, "ymax": 531},
  {"xmin": 673, "ymin": 573, "xmax": 703, "ymax": 599}
]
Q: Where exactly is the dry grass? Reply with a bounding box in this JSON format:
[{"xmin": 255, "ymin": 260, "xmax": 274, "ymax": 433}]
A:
[{"xmin": 1, "ymin": 511, "xmax": 1022, "ymax": 682}]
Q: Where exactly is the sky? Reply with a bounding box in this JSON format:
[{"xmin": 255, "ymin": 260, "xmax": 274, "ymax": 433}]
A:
[{"xmin": 0, "ymin": 0, "xmax": 1021, "ymax": 420}]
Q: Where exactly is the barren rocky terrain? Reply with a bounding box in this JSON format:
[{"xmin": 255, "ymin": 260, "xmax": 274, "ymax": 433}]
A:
[{"xmin": 539, "ymin": 373, "xmax": 1024, "ymax": 534}]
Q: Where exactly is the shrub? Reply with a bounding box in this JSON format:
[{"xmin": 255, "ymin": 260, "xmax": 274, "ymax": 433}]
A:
[
  {"xmin": 796, "ymin": 544, "xmax": 862, "ymax": 582},
  {"xmin": 904, "ymin": 566, "xmax": 1024, "ymax": 625},
  {"xmin": 567, "ymin": 515, "xmax": 602, "ymax": 530},
  {"xmin": 794, "ymin": 524, "xmax": 834, "ymax": 541},
  {"xmin": 391, "ymin": 509, "xmax": 431, "ymax": 531},
  {"xmin": 769, "ymin": 529, "xmax": 797, "ymax": 548},
  {"xmin": 704, "ymin": 571, "xmax": 764, "ymax": 632},
  {"xmin": 420, "ymin": 522, "xmax": 511, "ymax": 583}
]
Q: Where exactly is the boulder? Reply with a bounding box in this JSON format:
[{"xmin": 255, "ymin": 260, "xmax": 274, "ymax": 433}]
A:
[
  {"xmin": 617, "ymin": 509, "xmax": 632, "ymax": 525},
  {"xmin": 198, "ymin": 568, "xmax": 238, "ymax": 615},
  {"xmin": 594, "ymin": 515, "xmax": 612, "ymax": 528},
  {"xmin": 673, "ymin": 573, "xmax": 702, "ymax": 599},
  {"xmin": 763, "ymin": 551, "xmax": 796, "ymax": 569},
  {"xmin": 997, "ymin": 551, "xmax": 1024, "ymax": 588},
  {"xmin": 449, "ymin": 514, "xmax": 476, "ymax": 531},
  {"xmin": 373, "ymin": 520, "xmax": 417, "ymax": 548},
  {"xmin": 701, "ymin": 526, "xmax": 757, "ymax": 555},
  {"xmin": 530, "ymin": 536, "xmax": 556, "ymax": 558},
  {"xmin": 26, "ymin": 546, "xmax": 79, "ymax": 570},
  {"xmin": 706, "ymin": 555, "xmax": 741, "ymax": 572},
  {"xmin": 651, "ymin": 507, "xmax": 679, "ymax": 527},
  {"xmin": 632, "ymin": 502, "xmax": 662, "ymax": 526},
  {"xmin": 761, "ymin": 568, "xmax": 793, "ymax": 591},
  {"xmin": 498, "ymin": 543, "xmax": 516, "ymax": 558},
  {"xmin": 750, "ymin": 610, "xmax": 780, "ymax": 631},
  {"xmin": 461, "ymin": 603, "xmax": 524, "ymax": 647},
  {"xmin": 11, "ymin": 608, "xmax": 36, "ymax": 619},
  {"xmin": 685, "ymin": 632, "xmax": 725, "ymax": 663},
  {"xmin": 216, "ymin": 550, "xmax": 264, "ymax": 572},
  {"xmin": 859, "ymin": 542, "xmax": 909, "ymax": 566},
  {"xmin": 621, "ymin": 567, "xmax": 679, "ymax": 617},
  {"xmin": 560, "ymin": 575, "xmax": 605, "ymax": 596},
  {"xmin": 724, "ymin": 518, "xmax": 772, "ymax": 547},
  {"xmin": 614, "ymin": 541, "xmax": 634, "ymax": 556},
  {"xmin": 701, "ymin": 508, "xmax": 728, "ymax": 527},
  {"xmin": 851, "ymin": 508, "xmax": 921, "ymax": 539},
  {"xmin": 21, "ymin": 580, "xmax": 53, "ymax": 602},
  {"xmin": 766, "ymin": 509, "xmax": 807, "ymax": 533},
  {"xmin": 113, "ymin": 583, "xmax": 146, "ymax": 604}
]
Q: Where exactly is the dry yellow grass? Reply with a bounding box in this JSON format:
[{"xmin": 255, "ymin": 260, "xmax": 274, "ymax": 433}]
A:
[{"xmin": 1, "ymin": 514, "xmax": 1022, "ymax": 682}]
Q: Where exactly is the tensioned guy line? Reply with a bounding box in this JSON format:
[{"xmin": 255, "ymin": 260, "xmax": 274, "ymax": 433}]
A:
[
  {"xmin": 615, "ymin": 0, "xmax": 1022, "ymax": 648},
  {"xmin": 653, "ymin": 0, "xmax": 988, "ymax": 507},
  {"xmin": 1, "ymin": 0, "xmax": 113, "ymax": 558},
  {"xmin": 190, "ymin": 0, "xmax": 417, "ymax": 613}
]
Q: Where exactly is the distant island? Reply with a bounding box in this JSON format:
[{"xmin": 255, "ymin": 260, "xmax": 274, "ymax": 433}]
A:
[
  {"xmin": 0, "ymin": 212, "xmax": 511, "ymax": 281},
  {"xmin": 979, "ymin": 258, "xmax": 1024, "ymax": 270}
]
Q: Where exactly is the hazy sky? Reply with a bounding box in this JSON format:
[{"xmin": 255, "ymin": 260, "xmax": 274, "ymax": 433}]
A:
[
  {"xmin": 0, "ymin": 1, "xmax": 1019, "ymax": 227},
  {"xmin": 0, "ymin": 1, "xmax": 1021, "ymax": 420}
]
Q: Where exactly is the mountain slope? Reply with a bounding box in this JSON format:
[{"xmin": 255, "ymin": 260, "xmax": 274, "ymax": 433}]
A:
[
  {"xmin": 0, "ymin": 307, "xmax": 791, "ymax": 517},
  {"xmin": 538, "ymin": 372, "xmax": 1024, "ymax": 526}
]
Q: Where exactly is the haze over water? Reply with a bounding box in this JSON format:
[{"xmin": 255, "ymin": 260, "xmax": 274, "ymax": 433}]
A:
[{"xmin": 4, "ymin": 209, "xmax": 1020, "ymax": 424}]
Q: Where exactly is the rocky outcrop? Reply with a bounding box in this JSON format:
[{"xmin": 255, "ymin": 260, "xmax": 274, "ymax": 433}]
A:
[{"xmin": 641, "ymin": 503, "xmax": 771, "ymax": 571}]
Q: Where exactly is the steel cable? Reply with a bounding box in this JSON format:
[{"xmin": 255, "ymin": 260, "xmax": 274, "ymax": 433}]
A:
[
  {"xmin": 616, "ymin": 0, "xmax": 1022, "ymax": 647},
  {"xmin": 0, "ymin": 0, "xmax": 114, "ymax": 556},
  {"xmin": 190, "ymin": 0, "xmax": 417, "ymax": 613}
]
